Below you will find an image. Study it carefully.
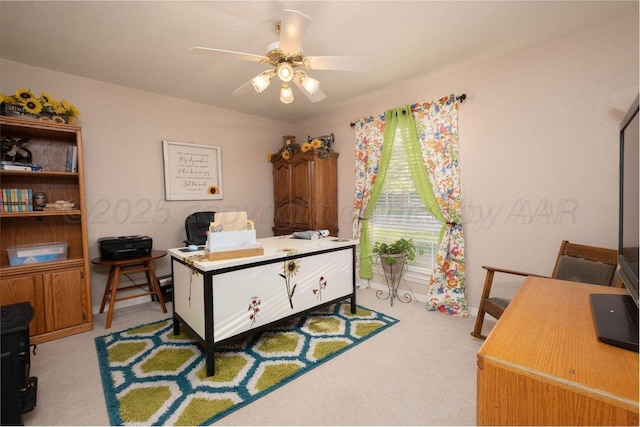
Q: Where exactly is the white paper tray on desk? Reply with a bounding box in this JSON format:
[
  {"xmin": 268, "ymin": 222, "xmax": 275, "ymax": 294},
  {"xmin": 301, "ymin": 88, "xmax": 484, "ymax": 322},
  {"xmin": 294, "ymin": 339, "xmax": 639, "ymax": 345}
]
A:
[
  {"xmin": 207, "ymin": 230, "xmax": 256, "ymax": 249},
  {"xmin": 205, "ymin": 230, "xmax": 263, "ymax": 260}
]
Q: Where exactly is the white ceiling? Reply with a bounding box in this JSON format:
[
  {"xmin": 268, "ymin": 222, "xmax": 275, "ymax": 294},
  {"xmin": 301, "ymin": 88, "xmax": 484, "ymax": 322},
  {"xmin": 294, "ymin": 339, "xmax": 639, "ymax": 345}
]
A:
[{"xmin": 0, "ymin": 1, "xmax": 637, "ymax": 123}]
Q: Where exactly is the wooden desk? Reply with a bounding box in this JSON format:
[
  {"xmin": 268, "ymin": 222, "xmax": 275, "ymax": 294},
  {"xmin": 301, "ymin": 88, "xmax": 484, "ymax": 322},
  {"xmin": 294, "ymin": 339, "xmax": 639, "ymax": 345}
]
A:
[
  {"xmin": 91, "ymin": 250, "xmax": 167, "ymax": 329},
  {"xmin": 169, "ymin": 236, "xmax": 357, "ymax": 376},
  {"xmin": 477, "ymin": 277, "xmax": 639, "ymax": 425}
]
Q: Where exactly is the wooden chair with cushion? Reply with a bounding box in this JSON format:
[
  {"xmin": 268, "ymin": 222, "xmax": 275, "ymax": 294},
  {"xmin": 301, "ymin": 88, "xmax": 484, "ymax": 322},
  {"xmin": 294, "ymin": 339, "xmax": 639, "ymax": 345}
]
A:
[{"xmin": 471, "ymin": 240, "xmax": 619, "ymax": 340}]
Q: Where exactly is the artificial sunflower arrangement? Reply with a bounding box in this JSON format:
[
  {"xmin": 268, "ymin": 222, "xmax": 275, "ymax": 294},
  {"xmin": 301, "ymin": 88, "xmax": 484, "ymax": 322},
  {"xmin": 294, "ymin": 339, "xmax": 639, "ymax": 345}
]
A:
[
  {"xmin": 301, "ymin": 137, "xmax": 333, "ymax": 159},
  {"xmin": 268, "ymin": 141, "xmax": 300, "ymax": 162},
  {"xmin": 1, "ymin": 88, "xmax": 80, "ymax": 124}
]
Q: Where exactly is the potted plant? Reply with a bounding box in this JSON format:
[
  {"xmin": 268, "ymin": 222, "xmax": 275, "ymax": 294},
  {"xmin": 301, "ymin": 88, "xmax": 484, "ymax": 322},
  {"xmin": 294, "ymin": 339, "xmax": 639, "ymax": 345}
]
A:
[{"xmin": 372, "ymin": 238, "xmax": 421, "ymax": 276}]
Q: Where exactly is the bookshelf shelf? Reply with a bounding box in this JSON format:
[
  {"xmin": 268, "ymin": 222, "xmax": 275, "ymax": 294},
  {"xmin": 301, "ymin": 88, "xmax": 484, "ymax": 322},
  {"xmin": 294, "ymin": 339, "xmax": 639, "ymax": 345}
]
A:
[
  {"xmin": 0, "ymin": 116, "xmax": 93, "ymax": 343},
  {"xmin": 0, "ymin": 209, "xmax": 82, "ymax": 218},
  {"xmin": 0, "ymin": 170, "xmax": 79, "ymax": 177}
]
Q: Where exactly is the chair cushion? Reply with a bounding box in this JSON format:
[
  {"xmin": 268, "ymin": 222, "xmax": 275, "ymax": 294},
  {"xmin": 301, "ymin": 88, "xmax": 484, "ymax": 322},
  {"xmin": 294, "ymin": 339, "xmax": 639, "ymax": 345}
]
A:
[
  {"xmin": 553, "ymin": 255, "xmax": 615, "ymax": 286},
  {"xmin": 487, "ymin": 297, "xmax": 511, "ymax": 309}
]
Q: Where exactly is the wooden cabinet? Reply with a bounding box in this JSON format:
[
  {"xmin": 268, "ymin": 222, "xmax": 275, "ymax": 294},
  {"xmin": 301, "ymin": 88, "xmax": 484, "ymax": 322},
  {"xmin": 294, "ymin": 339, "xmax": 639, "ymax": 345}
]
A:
[
  {"xmin": 272, "ymin": 151, "xmax": 339, "ymax": 236},
  {"xmin": 477, "ymin": 277, "xmax": 639, "ymax": 426},
  {"xmin": 0, "ymin": 116, "xmax": 92, "ymax": 344}
]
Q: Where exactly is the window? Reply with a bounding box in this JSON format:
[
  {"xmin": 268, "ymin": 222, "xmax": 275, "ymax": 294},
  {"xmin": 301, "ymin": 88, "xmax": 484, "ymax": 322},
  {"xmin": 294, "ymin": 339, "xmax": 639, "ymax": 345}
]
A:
[{"xmin": 370, "ymin": 129, "xmax": 442, "ymax": 283}]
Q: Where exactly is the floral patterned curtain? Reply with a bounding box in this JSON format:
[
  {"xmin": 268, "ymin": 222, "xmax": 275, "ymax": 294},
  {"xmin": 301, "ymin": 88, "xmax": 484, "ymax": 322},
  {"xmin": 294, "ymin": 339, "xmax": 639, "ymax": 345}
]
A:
[
  {"xmin": 352, "ymin": 114, "xmax": 386, "ymax": 280},
  {"xmin": 411, "ymin": 95, "xmax": 467, "ymax": 316},
  {"xmin": 352, "ymin": 95, "xmax": 466, "ymax": 316}
]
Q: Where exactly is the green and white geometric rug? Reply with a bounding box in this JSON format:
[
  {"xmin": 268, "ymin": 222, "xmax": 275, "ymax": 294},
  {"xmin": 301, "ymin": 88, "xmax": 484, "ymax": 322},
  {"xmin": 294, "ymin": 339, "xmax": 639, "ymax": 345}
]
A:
[{"xmin": 95, "ymin": 302, "xmax": 398, "ymax": 426}]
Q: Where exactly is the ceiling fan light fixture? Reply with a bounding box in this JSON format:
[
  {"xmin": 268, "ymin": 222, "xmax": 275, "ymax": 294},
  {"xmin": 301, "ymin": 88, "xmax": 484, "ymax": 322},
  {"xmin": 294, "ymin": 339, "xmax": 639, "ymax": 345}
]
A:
[
  {"xmin": 251, "ymin": 71, "xmax": 273, "ymax": 93},
  {"xmin": 300, "ymin": 74, "xmax": 319, "ymax": 95},
  {"xmin": 280, "ymin": 82, "xmax": 294, "ymax": 104},
  {"xmin": 277, "ymin": 62, "xmax": 294, "ymax": 82}
]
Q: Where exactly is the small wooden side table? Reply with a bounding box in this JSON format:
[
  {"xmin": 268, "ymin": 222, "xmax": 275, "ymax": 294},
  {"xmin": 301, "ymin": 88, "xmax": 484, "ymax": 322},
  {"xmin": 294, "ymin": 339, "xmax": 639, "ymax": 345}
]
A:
[{"xmin": 91, "ymin": 250, "xmax": 168, "ymax": 329}]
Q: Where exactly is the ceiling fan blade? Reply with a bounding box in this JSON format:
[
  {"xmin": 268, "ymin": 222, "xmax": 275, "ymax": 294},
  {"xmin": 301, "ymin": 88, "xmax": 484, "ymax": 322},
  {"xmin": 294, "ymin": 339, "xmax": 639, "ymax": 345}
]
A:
[
  {"xmin": 232, "ymin": 79, "xmax": 256, "ymax": 96},
  {"xmin": 190, "ymin": 47, "xmax": 268, "ymax": 63},
  {"xmin": 279, "ymin": 9, "xmax": 311, "ymax": 53},
  {"xmin": 304, "ymin": 56, "xmax": 371, "ymax": 71},
  {"xmin": 292, "ymin": 76, "xmax": 326, "ymax": 103}
]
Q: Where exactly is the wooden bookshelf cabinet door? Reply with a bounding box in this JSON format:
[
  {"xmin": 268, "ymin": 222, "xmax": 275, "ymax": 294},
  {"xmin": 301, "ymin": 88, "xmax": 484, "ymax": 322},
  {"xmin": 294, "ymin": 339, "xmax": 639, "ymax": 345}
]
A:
[
  {"xmin": 45, "ymin": 268, "xmax": 88, "ymax": 331},
  {"xmin": 272, "ymin": 151, "xmax": 339, "ymax": 236},
  {"xmin": 0, "ymin": 275, "xmax": 46, "ymax": 336}
]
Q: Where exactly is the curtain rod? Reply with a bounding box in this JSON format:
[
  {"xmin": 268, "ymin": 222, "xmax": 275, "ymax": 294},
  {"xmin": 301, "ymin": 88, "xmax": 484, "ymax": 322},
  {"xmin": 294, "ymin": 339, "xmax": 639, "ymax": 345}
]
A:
[{"xmin": 349, "ymin": 93, "xmax": 467, "ymax": 128}]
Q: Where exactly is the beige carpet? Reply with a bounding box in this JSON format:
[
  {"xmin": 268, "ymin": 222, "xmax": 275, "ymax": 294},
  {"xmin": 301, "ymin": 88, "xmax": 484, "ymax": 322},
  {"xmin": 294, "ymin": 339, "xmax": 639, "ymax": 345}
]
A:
[{"xmin": 22, "ymin": 288, "xmax": 491, "ymax": 426}]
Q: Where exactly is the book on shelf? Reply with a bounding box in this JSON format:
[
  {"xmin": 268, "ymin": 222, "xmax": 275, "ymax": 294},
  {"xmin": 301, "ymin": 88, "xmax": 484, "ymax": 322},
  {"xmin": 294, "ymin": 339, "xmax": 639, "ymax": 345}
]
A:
[
  {"xmin": 66, "ymin": 145, "xmax": 78, "ymax": 172},
  {"xmin": 66, "ymin": 145, "xmax": 72, "ymax": 172},
  {"xmin": 1, "ymin": 188, "xmax": 33, "ymax": 212},
  {"xmin": 71, "ymin": 145, "xmax": 78, "ymax": 172},
  {"xmin": 1, "ymin": 161, "xmax": 43, "ymax": 171}
]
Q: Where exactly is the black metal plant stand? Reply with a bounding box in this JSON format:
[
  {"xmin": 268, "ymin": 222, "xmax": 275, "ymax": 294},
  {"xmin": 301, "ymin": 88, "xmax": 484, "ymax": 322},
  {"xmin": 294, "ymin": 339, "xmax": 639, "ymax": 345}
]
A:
[{"xmin": 376, "ymin": 254, "xmax": 412, "ymax": 306}]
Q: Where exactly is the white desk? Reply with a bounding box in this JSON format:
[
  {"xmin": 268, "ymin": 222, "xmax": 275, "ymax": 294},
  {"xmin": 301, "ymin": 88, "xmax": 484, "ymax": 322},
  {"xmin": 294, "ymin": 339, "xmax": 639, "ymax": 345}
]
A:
[{"xmin": 169, "ymin": 236, "xmax": 358, "ymax": 376}]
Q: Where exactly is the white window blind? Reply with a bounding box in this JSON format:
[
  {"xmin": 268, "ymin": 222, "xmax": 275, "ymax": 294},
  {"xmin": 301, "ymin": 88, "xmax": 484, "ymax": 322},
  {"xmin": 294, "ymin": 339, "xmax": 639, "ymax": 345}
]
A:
[{"xmin": 370, "ymin": 129, "xmax": 441, "ymax": 279}]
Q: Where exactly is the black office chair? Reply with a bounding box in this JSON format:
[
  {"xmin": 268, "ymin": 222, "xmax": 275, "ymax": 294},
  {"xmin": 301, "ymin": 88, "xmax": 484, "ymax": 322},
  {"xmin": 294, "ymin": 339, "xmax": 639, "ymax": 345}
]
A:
[{"xmin": 184, "ymin": 211, "xmax": 215, "ymax": 246}]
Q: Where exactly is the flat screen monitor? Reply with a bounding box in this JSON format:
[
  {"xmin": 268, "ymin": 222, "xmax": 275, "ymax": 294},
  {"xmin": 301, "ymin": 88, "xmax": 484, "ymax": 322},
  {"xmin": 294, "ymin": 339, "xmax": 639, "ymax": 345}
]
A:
[
  {"xmin": 619, "ymin": 95, "xmax": 639, "ymax": 306},
  {"xmin": 590, "ymin": 94, "xmax": 639, "ymax": 353}
]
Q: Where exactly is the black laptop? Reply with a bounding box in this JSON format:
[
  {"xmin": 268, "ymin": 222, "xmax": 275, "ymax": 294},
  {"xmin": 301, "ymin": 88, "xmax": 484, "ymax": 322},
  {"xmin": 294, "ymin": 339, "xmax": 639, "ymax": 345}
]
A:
[{"xmin": 589, "ymin": 293, "xmax": 639, "ymax": 352}]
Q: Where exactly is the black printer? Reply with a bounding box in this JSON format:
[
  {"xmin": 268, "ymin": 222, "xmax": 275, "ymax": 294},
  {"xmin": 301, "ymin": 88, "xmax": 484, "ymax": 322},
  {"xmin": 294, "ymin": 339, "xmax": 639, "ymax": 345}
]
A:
[{"xmin": 98, "ymin": 235, "xmax": 153, "ymax": 260}]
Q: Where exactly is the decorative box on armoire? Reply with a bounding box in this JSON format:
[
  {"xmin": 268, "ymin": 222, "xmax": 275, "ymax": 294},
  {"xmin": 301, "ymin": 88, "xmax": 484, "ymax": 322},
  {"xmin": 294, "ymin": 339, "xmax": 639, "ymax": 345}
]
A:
[
  {"xmin": 271, "ymin": 136, "xmax": 339, "ymax": 236},
  {"xmin": 1, "ymin": 302, "xmax": 37, "ymax": 426}
]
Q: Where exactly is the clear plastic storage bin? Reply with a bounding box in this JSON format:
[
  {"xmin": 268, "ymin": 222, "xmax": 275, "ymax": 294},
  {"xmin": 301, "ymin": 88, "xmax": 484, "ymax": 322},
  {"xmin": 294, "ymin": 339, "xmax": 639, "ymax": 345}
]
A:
[{"xmin": 7, "ymin": 242, "xmax": 69, "ymax": 265}]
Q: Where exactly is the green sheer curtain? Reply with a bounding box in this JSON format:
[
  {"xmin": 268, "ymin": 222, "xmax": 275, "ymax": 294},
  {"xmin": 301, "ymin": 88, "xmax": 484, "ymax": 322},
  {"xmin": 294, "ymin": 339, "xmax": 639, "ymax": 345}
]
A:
[
  {"xmin": 357, "ymin": 110, "xmax": 396, "ymax": 279},
  {"xmin": 396, "ymin": 106, "xmax": 445, "ymax": 224}
]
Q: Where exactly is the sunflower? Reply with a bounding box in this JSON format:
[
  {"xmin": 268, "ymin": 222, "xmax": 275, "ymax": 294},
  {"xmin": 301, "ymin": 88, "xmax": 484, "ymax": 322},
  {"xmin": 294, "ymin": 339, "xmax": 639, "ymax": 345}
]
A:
[
  {"xmin": 40, "ymin": 91, "xmax": 61, "ymax": 112},
  {"xmin": 53, "ymin": 102, "xmax": 66, "ymax": 115},
  {"xmin": 281, "ymin": 150, "xmax": 291, "ymax": 160},
  {"xmin": 310, "ymin": 138, "xmax": 323, "ymax": 149},
  {"xmin": 68, "ymin": 103, "xmax": 80, "ymax": 117},
  {"xmin": 207, "ymin": 185, "xmax": 218, "ymax": 195},
  {"xmin": 283, "ymin": 259, "xmax": 301, "ymax": 277},
  {"xmin": 15, "ymin": 88, "xmax": 35, "ymax": 102},
  {"xmin": 52, "ymin": 116, "xmax": 66, "ymax": 124},
  {"xmin": 301, "ymin": 142, "xmax": 312, "ymax": 153},
  {"xmin": 22, "ymin": 98, "xmax": 43, "ymax": 114},
  {"xmin": 267, "ymin": 152, "xmax": 273, "ymax": 161},
  {"xmin": 40, "ymin": 91, "xmax": 54, "ymax": 105}
]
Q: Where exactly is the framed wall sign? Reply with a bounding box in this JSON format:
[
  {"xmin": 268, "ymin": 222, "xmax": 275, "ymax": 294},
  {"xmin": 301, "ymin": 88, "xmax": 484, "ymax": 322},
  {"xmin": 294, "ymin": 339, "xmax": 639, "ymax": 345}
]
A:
[{"xmin": 162, "ymin": 140, "xmax": 223, "ymax": 200}]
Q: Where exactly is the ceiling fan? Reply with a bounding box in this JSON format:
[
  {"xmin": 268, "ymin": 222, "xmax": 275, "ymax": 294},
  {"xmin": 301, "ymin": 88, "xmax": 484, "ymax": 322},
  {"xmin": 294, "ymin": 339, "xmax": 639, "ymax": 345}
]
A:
[{"xmin": 190, "ymin": 9, "xmax": 369, "ymax": 104}]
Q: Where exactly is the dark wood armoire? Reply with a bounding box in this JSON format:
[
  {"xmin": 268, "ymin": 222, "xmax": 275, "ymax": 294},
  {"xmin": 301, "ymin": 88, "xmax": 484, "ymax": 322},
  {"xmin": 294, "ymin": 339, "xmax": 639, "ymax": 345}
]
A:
[{"xmin": 272, "ymin": 150, "xmax": 339, "ymax": 236}]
